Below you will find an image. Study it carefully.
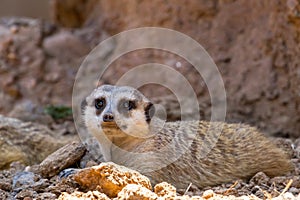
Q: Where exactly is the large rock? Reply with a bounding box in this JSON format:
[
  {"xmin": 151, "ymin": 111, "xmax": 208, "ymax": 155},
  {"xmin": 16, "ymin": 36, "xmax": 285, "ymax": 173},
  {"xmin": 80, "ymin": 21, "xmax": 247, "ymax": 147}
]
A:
[
  {"xmin": 30, "ymin": 141, "xmax": 86, "ymax": 178},
  {"xmin": 73, "ymin": 162, "xmax": 152, "ymax": 198},
  {"xmin": 0, "ymin": 115, "xmax": 67, "ymax": 169}
]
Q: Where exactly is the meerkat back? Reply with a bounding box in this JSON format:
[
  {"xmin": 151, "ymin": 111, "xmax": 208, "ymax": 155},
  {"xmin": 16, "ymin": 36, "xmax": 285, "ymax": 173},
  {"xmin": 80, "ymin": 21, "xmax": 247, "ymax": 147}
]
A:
[{"xmin": 142, "ymin": 121, "xmax": 294, "ymax": 189}]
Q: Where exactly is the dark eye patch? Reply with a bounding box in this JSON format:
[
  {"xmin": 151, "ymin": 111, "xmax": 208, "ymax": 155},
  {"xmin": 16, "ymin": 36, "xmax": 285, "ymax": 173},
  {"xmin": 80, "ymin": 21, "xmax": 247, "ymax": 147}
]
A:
[
  {"xmin": 94, "ymin": 98, "xmax": 106, "ymax": 115},
  {"xmin": 124, "ymin": 100, "xmax": 136, "ymax": 110},
  {"xmin": 118, "ymin": 99, "xmax": 137, "ymax": 117}
]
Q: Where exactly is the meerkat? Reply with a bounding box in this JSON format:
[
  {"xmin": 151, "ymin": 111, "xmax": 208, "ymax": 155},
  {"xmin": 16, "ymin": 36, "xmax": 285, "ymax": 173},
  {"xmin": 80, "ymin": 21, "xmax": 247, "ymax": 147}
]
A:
[{"xmin": 83, "ymin": 84, "xmax": 294, "ymax": 189}]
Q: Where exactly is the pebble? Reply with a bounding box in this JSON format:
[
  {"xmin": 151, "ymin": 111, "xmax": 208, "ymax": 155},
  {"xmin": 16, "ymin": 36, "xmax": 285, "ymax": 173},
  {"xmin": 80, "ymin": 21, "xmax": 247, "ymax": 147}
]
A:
[{"xmin": 12, "ymin": 171, "xmax": 38, "ymax": 190}]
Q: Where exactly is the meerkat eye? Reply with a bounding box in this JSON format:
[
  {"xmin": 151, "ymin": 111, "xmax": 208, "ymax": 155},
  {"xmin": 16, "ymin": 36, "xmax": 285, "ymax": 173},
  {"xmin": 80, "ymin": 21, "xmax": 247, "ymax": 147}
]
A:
[
  {"xmin": 95, "ymin": 98, "xmax": 105, "ymax": 110},
  {"xmin": 124, "ymin": 100, "xmax": 136, "ymax": 110}
]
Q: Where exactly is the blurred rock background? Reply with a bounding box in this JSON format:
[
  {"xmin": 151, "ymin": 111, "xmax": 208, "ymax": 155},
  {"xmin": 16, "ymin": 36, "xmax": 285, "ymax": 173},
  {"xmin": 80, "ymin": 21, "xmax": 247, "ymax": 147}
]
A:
[
  {"xmin": 0, "ymin": 0, "xmax": 299, "ymax": 138},
  {"xmin": 0, "ymin": 0, "xmax": 50, "ymax": 20}
]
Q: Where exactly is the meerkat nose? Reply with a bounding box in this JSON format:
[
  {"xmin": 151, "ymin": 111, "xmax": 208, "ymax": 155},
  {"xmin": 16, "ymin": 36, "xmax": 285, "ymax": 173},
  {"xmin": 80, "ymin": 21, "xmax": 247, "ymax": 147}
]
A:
[{"xmin": 103, "ymin": 113, "xmax": 114, "ymax": 122}]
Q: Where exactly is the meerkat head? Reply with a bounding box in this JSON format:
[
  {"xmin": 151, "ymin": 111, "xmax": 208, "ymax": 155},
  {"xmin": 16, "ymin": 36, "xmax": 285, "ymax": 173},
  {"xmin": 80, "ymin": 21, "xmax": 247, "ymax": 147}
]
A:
[{"xmin": 84, "ymin": 85, "xmax": 155, "ymax": 138}]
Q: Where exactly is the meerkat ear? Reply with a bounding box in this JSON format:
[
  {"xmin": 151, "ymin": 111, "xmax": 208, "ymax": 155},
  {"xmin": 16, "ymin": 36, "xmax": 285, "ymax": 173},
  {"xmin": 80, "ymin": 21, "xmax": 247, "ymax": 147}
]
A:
[{"xmin": 144, "ymin": 102, "xmax": 155, "ymax": 123}]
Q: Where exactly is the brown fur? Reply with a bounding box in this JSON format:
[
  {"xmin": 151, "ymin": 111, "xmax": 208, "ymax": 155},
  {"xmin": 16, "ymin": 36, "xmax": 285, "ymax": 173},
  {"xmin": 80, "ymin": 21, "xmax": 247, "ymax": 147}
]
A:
[
  {"xmin": 116, "ymin": 120, "xmax": 294, "ymax": 189},
  {"xmin": 84, "ymin": 85, "xmax": 294, "ymax": 189}
]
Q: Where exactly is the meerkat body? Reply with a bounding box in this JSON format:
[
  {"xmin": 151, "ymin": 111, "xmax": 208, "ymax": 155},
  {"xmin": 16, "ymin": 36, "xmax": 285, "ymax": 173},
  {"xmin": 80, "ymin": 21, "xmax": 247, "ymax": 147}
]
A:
[{"xmin": 84, "ymin": 85, "xmax": 293, "ymax": 189}]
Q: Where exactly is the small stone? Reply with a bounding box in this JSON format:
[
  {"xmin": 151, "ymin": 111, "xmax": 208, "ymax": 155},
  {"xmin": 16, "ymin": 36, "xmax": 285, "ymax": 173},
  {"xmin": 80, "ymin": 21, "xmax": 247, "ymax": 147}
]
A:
[
  {"xmin": 117, "ymin": 184, "xmax": 157, "ymax": 200},
  {"xmin": 14, "ymin": 189, "xmax": 36, "ymax": 199},
  {"xmin": 38, "ymin": 192, "xmax": 57, "ymax": 199},
  {"xmin": 154, "ymin": 182, "xmax": 176, "ymax": 198},
  {"xmin": 177, "ymin": 195, "xmax": 193, "ymax": 200},
  {"xmin": 0, "ymin": 189, "xmax": 9, "ymax": 199},
  {"xmin": 283, "ymin": 192, "xmax": 297, "ymax": 199},
  {"xmin": 191, "ymin": 196, "xmax": 203, "ymax": 200},
  {"xmin": 9, "ymin": 26, "xmax": 18, "ymax": 34},
  {"xmin": 0, "ymin": 179, "xmax": 12, "ymax": 191},
  {"xmin": 289, "ymin": 187, "xmax": 299, "ymax": 194},
  {"xmin": 249, "ymin": 172, "xmax": 270, "ymax": 185},
  {"xmin": 272, "ymin": 192, "xmax": 297, "ymax": 200},
  {"xmin": 12, "ymin": 171, "xmax": 38, "ymax": 190},
  {"xmin": 58, "ymin": 191, "xmax": 110, "ymax": 200},
  {"xmin": 0, "ymin": 115, "xmax": 67, "ymax": 169},
  {"xmin": 202, "ymin": 189, "xmax": 214, "ymax": 199}
]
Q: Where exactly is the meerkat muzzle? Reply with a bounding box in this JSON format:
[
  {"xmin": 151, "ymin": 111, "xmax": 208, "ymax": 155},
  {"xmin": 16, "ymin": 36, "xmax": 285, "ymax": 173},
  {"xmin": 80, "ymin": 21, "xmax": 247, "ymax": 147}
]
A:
[
  {"xmin": 101, "ymin": 122, "xmax": 118, "ymax": 128},
  {"xmin": 103, "ymin": 113, "xmax": 114, "ymax": 122},
  {"xmin": 101, "ymin": 112, "xmax": 119, "ymax": 129}
]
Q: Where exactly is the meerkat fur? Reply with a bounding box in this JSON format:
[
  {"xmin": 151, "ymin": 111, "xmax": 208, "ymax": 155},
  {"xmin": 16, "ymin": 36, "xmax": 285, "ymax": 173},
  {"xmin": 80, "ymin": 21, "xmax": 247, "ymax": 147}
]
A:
[{"xmin": 84, "ymin": 85, "xmax": 294, "ymax": 189}]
